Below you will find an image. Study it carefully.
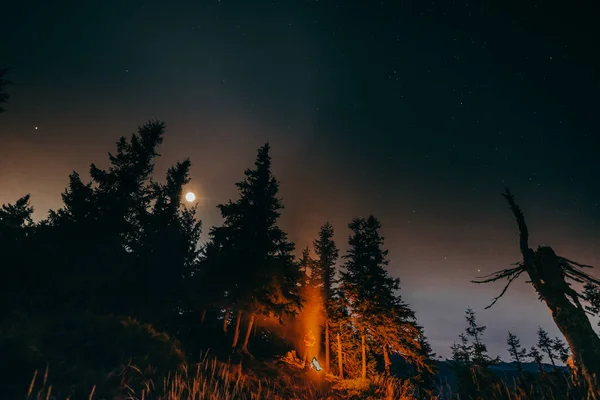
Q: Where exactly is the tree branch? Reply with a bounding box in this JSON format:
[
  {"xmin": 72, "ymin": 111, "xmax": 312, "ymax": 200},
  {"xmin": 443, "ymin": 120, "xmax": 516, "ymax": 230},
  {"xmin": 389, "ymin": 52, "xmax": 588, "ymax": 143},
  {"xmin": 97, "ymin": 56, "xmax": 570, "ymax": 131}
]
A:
[
  {"xmin": 502, "ymin": 188, "xmax": 531, "ymax": 258},
  {"xmin": 471, "ymin": 266, "xmax": 525, "ymax": 310},
  {"xmin": 472, "ymin": 265, "xmax": 524, "ymax": 283}
]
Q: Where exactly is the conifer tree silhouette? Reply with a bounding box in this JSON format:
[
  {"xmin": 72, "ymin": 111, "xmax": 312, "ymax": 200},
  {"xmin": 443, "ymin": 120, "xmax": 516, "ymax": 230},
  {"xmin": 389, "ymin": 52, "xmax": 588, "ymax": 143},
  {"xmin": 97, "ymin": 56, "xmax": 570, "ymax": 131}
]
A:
[
  {"xmin": 527, "ymin": 346, "xmax": 545, "ymax": 374},
  {"xmin": 450, "ymin": 308, "xmax": 499, "ymax": 399},
  {"xmin": 0, "ymin": 195, "xmax": 34, "ymax": 320},
  {"xmin": 583, "ymin": 283, "xmax": 600, "ymax": 327},
  {"xmin": 536, "ymin": 327, "xmax": 557, "ymax": 367},
  {"xmin": 506, "ymin": 331, "xmax": 527, "ymax": 374},
  {"xmin": 311, "ymin": 221, "xmax": 339, "ymax": 373},
  {"xmin": 339, "ymin": 215, "xmax": 426, "ymax": 379},
  {"xmin": 203, "ymin": 143, "xmax": 302, "ymax": 355}
]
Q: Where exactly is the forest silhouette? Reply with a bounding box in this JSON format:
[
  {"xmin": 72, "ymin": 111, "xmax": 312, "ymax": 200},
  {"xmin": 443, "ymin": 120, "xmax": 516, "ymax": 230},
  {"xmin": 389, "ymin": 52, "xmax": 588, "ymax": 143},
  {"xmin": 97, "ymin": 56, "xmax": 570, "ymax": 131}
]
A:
[{"xmin": 1, "ymin": 119, "xmax": 600, "ymax": 400}]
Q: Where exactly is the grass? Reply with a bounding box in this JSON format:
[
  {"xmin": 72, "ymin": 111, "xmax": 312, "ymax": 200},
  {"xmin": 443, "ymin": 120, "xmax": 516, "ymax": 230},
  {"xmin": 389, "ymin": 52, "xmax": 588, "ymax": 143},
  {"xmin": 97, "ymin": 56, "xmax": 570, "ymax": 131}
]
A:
[
  {"xmin": 22, "ymin": 352, "xmax": 582, "ymax": 400},
  {"xmin": 24, "ymin": 352, "xmax": 421, "ymax": 400}
]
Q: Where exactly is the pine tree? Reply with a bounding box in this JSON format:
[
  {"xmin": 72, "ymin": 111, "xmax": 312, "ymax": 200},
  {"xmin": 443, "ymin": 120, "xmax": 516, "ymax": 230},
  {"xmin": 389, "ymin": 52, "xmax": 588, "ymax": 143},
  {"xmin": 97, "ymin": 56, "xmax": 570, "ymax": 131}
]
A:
[
  {"xmin": 204, "ymin": 143, "xmax": 302, "ymax": 354},
  {"xmin": 552, "ymin": 337, "xmax": 570, "ymax": 364},
  {"xmin": 415, "ymin": 325, "xmax": 438, "ymax": 395},
  {"xmin": 584, "ymin": 283, "xmax": 600, "ymax": 328},
  {"xmin": 339, "ymin": 215, "xmax": 424, "ymax": 378},
  {"xmin": 299, "ymin": 246, "xmax": 314, "ymax": 288},
  {"xmin": 536, "ymin": 327, "xmax": 558, "ymax": 367},
  {"xmin": 49, "ymin": 121, "xmax": 165, "ymax": 316},
  {"xmin": 0, "ymin": 195, "xmax": 34, "ymax": 319},
  {"xmin": 451, "ymin": 333, "xmax": 472, "ymax": 365},
  {"xmin": 465, "ymin": 308, "xmax": 497, "ymax": 367},
  {"xmin": 528, "ymin": 346, "xmax": 545, "ymax": 374},
  {"xmin": 329, "ymin": 283, "xmax": 351, "ymax": 378},
  {"xmin": 507, "ymin": 331, "xmax": 528, "ymax": 373},
  {"xmin": 451, "ymin": 309, "xmax": 499, "ymax": 400},
  {"xmin": 38, "ymin": 120, "xmax": 205, "ymax": 332},
  {"xmin": 133, "ymin": 159, "xmax": 202, "ymax": 332},
  {"xmin": 312, "ymin": 221, "xmax": 339, "ymax": 373}
]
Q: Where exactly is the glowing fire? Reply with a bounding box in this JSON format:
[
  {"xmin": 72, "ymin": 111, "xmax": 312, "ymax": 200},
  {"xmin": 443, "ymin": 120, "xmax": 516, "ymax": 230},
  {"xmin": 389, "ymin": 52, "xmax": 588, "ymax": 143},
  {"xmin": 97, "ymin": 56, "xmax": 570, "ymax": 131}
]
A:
[{"xmin": 311, "ymin": 357, "xmax": 323, "ymax": 372}]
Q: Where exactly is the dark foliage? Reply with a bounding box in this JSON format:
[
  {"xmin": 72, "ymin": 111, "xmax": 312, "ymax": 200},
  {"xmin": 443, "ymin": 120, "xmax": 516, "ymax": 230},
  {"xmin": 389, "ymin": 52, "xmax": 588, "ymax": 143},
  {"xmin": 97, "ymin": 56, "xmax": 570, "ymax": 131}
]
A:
[
  {"xmin": 194, "ymin": 143, "xmax": 303, "ymax": 355},
  {"xmin": 506, "ymin": 331, "xmax": 527, "ymax": 373},
  {"xmin": 0, "ymin": 312, "xmax": 185, "ymax": 400},
  {"xmin": 450, "ymin": 308, "xmax": 501, "ymax": 399}
]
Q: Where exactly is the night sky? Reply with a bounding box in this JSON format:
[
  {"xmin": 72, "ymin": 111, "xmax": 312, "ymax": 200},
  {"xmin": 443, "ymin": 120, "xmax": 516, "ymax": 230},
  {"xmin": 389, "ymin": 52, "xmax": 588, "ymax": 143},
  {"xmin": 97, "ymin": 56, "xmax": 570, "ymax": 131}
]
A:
[{"xmin": 1, "ymin": 0, "xmax": 599, "ymax": 360}]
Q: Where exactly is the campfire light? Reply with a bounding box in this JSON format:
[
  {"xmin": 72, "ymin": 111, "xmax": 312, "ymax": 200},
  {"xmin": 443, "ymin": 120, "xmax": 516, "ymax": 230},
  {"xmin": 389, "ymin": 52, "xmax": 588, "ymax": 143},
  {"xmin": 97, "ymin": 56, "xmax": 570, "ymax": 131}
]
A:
[{"xmin": 311, "ymin": 357, "xmax": 323, "ymax": 372}]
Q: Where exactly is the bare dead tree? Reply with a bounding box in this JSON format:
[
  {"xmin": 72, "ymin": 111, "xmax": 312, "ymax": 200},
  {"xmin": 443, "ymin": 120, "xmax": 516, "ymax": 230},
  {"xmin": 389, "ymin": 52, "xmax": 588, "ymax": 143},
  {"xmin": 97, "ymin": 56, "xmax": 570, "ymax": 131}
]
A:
[{"xmin": 472, "ymin": 189, "xmax": 600, "ymax": 400}]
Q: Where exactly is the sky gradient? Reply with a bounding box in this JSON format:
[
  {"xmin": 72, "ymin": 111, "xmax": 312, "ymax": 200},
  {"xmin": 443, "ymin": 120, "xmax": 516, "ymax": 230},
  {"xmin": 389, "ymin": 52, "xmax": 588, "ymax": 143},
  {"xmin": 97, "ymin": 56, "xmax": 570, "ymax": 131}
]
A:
[{"xmin": 1, "ymin": 0, "xmax": 599, "ymax": 360}]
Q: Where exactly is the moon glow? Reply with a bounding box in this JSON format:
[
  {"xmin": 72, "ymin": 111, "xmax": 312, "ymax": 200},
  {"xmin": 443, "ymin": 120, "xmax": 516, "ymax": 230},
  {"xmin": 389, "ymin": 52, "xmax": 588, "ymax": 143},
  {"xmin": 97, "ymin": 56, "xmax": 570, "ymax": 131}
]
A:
[{"xmin": 185, "ymin": 192, "xmax": 196, "ymax": 202}]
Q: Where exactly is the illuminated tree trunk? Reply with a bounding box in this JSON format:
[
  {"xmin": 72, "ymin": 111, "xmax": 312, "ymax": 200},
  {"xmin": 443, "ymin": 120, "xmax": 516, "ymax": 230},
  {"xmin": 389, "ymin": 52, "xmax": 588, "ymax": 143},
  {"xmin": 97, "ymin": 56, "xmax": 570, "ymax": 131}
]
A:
[
  {"xmin": 530, "ymin": 260, "xmax": 600, "ymax": 400},
  {"xmin": 223, "ymin": 310, "xmax": 230, "ymax": 333},
  {"xmin": 241, "ymin": 313, "xmax": 255, "ymax": 354},
  {"xmin": 337, "ymin": 329, "xmax": 344, "ymax": 379},
  {"xmin": 499, "ymin": 192, "xmax": 600, "ymax": 400},
  {"xmin": 232, "ymin": 310, "xmax": 242, "ymax": 349},
  {"xmin": 383, "ymin": 344, "xmax": 391, "ymax": 375},
  {"xmin": 325, "ymin": 321, "xmax": 330, "ymax": 373},
  {"xmin": 361, "ymin": 333, "xmax": 367, "ymax": 380},
  {"xmin": 200, "ymin": 308, "xmax": 206, "ymax": 324}
]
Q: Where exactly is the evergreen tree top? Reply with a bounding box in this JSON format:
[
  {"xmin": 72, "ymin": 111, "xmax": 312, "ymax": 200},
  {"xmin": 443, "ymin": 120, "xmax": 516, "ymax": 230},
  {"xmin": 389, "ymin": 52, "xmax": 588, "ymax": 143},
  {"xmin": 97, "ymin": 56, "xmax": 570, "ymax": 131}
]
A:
[{"xmin": 205, "ymin": 142, "xmax": 301, "ymax": 319}]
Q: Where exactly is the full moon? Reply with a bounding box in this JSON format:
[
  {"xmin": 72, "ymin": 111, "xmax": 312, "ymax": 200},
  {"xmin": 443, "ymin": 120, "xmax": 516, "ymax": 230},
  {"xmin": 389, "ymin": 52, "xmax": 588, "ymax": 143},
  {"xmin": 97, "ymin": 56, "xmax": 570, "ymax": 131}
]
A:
[{"xmin": 185, "ymin": 192, "xmax": 196, "ymax": 202}]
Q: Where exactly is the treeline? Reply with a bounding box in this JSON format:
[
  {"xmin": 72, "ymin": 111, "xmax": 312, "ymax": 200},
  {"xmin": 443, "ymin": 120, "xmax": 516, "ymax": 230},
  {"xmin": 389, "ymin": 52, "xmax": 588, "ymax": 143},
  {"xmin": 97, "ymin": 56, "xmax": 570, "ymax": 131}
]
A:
[
  {"xmin": 0, "ymin": 121, "xmax": 436, "ymax": 396},
  {"xmin": 447, "ymin": 308, "xmax": 585, "ymax": 399},
  {"xmin": 2, "ymin": 120, "xmax": 600, "ymax": 399}
]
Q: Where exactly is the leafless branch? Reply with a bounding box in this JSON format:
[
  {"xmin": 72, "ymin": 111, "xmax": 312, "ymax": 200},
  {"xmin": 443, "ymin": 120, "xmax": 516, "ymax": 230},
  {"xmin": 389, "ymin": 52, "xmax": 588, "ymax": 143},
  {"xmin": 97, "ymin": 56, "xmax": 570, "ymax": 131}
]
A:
[
  {"xmin": 471, "ymin": 265, "xmax": 524, "ymax": 283},
  {"xmin": 558, "ymin": 258, "xmax": 600, "ymax": 285},
  {"xmin": 558, "ymin": 256, "xmax": 594, "ymax": 269},
  {"xmin": 480, "ymin": 269, "xmax": 525, "ymax": 309},
  {"xmin": 502, "ymin": 188, "xmax": 530, "ymax": 256}
]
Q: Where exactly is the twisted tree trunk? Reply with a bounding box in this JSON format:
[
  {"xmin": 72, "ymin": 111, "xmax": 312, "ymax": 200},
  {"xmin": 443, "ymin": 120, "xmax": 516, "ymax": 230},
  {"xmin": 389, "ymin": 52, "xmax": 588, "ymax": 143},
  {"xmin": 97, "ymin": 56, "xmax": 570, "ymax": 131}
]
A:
[
  {"xmin": 502, "ymin": 192, "xmax": 600, "ymax": 399},
  {"xmin": 529, "ymin": 250, "xmax": 600, "ymax": 399}
]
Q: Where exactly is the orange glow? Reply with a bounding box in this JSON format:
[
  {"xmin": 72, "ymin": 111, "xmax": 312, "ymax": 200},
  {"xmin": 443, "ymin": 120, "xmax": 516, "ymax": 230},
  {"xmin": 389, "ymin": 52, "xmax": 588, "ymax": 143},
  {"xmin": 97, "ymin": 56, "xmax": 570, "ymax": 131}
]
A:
[
  {"xmin": 252, "ymin": 264, "xmax": 326, "ymax": 369},
  {"xmin": 298, "ymin": 277, "xmax": 324, "ymax": 365},
  {"xmin": 311, "ymin": 357, "xmax": 323, "ymax": 371}
]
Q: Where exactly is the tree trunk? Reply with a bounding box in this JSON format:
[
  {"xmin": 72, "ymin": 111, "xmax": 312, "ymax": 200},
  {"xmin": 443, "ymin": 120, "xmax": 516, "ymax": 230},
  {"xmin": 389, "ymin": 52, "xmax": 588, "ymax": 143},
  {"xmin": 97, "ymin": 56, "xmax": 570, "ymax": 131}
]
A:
[
  {"xmin": 232, "ymin": 310, "xmax": 242, "ymax": 349},
  {"xmin": 503, "ymin": 193, "xmax": 600, "ymax": 400},
  {"xmin": 223, "ymin": 310, "xmax": 230, "ymax": 333},
  {"xmin": 383, "ymin": 344, "xmax": 391, "ymax": 375},
  {"xmin": 200, "ymin": 308, "xmax": 206, "ymax": 324},
  {"xmin": 325, "ymin": 321, "xmax": 330, "ymax": 373},
  {"xmin": 361, "ymin": 333, "xmax": 367, "ymax": 380},
  {"xmin": 534, "ymin": 276, "xmax": 600, "ymax": 399},
  {"xmin": 337, "ymin": 330, "xmax": 344, "ymax": 379},
  {"xmin": 241, "ymin": 313, "xmax": 255, "ymax": 354}
]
